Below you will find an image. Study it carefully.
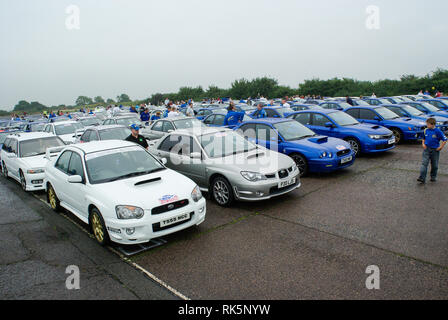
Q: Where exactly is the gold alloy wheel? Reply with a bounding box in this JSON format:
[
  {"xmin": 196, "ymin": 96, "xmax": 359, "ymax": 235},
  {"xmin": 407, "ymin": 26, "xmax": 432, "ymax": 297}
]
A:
[
  {"xmin": 48, "ymin": 187, "xmax": 57, "ymax": 210},
  {"xmin": 91, "ymin": 213, "xmax": 104, "ymax": 242}
]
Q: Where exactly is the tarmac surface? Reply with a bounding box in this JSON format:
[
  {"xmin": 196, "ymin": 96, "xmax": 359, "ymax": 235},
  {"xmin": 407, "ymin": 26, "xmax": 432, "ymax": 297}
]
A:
[{"xmin": 1, "ymin": 141, "xmax": 447, "ymax": 299}]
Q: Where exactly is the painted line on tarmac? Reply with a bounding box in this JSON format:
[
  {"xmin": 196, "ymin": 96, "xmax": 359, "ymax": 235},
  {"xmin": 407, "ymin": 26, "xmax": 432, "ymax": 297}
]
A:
[{"xmin": 32, "ymin": 193, "xmax": 190, "ymax": 300}]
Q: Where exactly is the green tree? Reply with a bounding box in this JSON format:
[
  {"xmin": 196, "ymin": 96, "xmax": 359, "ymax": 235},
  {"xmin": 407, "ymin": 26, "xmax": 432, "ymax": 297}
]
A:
[
  {"xmin": 75, "ymin": 96, "xmax": 93, "ymax": 106},
  {"xmin": 116, "ymin": 94, "xmax": 131, "ymax": 103},
  {"xmin": 94, "ymin": 96, "xmax": 105, "ymax": 103}
]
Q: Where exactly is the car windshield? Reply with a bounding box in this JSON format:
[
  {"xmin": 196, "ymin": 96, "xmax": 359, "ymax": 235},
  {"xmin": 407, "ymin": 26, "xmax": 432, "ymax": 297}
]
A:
[
  {"xmin": 274, "ymin": 120, "xmax": 316, "ymax": 141},
  {"xmin": 375, "ymin": 107, "xmax": 400, "ymax": 120},
  {"xmin": 276, "ymin": 107, "xmax": 294, "ymax": 116},
  {"xmin": 337, "ymin": 102, "xmax": 352, "ymax": 109},
  {"xmin": 19, "ymin": 137, "xmax": 65, "ymax": 157},
  {"xmin": 419, "ymin": 102, "xmax": 440, "ymax": 112},
  {"xmin": 199, "ymin": 131, "xmax": 256, "ymax": 158},
  {"xmin": 85, "ymin": 146, "xmax": 165, "ymax": 184},
  {"xmin": 98, "ymin": 127, "xmax": 131, "ymax": 140},
  {"xmin": 116, "ymin": 117, "xmax": 140, "ymax": 127},
  {"xmin": 328, "ymin": 111, "xmax": 359, "ymax": 126},
  {"xmin": 79, "ymin": 118, "xmax": 100, "ymax": 126},
  {"xmin": 173, "ymin": 118, "xmax": 206, "ymax": 129},
  {"xmin": 377, "ymin": 99, "xmax": 390, "ymax": 104},
  {"xmin": 401, "ymin": 105, "xmax": 424, "ymax": 116},
  {"xmin": 30, "ymin": 123, "xmax": 45, "ymax": 131},
  {"xmin": 354, "ymin": 100, "xmax": 370, "ymax": 106},
  {"xmin": 0, "ymin": 133, "xmax": 8, "ymax": 143},
  {"xmin": 55, "ymin": 123, "xmax": 83, "ymax": 135}
]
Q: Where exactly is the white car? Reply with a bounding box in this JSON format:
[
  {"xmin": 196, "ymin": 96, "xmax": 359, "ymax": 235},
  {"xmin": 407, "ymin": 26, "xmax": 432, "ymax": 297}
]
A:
[
  {"xmin": 1, "ymin": 132, "xmax": 65, "ymax": 191},
  {"xmin": 44, "ymin": 140, "xmax": 206, "ymax": 246},
  {"xmin": 42, "ymin": 121, "xmax": 84, "ymax": 144}
]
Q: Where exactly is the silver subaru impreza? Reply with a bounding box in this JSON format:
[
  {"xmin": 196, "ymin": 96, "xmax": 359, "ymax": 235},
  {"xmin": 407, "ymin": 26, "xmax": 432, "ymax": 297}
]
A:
[{"xmin": 148, "ymin": 127, "xmax": 301, "ymax": 206}]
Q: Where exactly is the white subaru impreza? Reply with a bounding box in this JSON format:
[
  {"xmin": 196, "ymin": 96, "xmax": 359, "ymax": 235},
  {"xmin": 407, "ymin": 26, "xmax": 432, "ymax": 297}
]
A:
[{"xmin": 44, "ymin": 140, "xmax": 206, "ymax": 246}]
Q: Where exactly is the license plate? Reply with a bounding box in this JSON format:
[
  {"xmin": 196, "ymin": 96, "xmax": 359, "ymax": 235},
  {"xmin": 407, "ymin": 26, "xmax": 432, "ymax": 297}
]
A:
[
  {"xmin": 388, "ymin": 138, "xmax": 395, "ymax": 144},
  {"xmin": 341, "ymin": 156, "xmax": 352, "ymax": 164},
  {"xmin": 278, "ymin": 177, "xmax": 296, "ymax": 189},
  {"xmin": 160, "ymin": 212, "xmax": 190, "ymax": 227}
]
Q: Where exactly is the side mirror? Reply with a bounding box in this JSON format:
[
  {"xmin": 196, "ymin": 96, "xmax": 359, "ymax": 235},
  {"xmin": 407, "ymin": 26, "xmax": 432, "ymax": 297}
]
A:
[
  {"xmin": 190, "ymin": 152, "xmax": 201, "ymax": 159},
  {"xmin": 160, "ymin": 158, "xmax": 168, "ymax": 165},
  {"xmin": 325, "ymin": 122, "xmax": 334, "ymax": 128},
  {"xmin": 373, "ymin": 116, "xmax": 380, "ymax": 121},
  {"xmin": 67, "ymin": 175, "xmax": 83, "ymax": 183},
  {"xmin": 167, "ymin": 129, "xmax": 174, "ymax": 133}
]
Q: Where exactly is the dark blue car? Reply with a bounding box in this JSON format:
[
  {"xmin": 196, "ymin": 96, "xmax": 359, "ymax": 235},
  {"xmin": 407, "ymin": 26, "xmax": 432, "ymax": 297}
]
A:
[
  {"xmin": 417, "ymin": 98, "xmax": 448, "ymax": 111},
  {"xmin": 344, "ymin": 105, "xmax": 426, "ymax": 143},
  {"xmin": 382, "ymin": 104, "xmax": 448, "ymax": 132},
  {"xmin": 363, "ymin": 98, "xmax": 392, "ymax": 106},
  {"xmin": 319, "ymin": 101, "xmax": 353, "ymax": 111},
  {"xmin": 401, "ymin": 101, "xmax": 448, "ymax": 118},
  {"xmin": 202, "ymin": 110, "xmax": 251, "ymax": 129},
  {"xmin": 287, "ymin": 109, "xmax": 395, "ymax": 156},
  {"xmin": 234, "ymin": 118, "xmax": 355, "ymax": 176},
  {"xmin": 249, "ymin": 106, "xmax": 294, "ymax": 119}
]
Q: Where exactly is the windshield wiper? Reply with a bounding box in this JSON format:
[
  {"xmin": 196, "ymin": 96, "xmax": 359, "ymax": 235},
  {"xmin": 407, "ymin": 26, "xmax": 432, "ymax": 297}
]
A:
[{"xmin": 105, "ymin": 169, "xmax": 164, "ymax": 182}]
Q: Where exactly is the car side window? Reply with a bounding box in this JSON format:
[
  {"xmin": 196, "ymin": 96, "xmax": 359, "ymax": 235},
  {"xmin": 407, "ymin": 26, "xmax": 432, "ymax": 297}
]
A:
[
  {"xmin": 9, "ymin": 139, "xmax": 18, "ymax": 154},
  {"xmin": 389, "ymin": 107, "xmax": 405, "ymax": 117},
  {"xmin": 151, "ymin": 121, "xmax": 163, "ymax": 132},
  {"xmin": 413, "ymin": 104, "xmax": 425, "ymax": 112},
  {"xmin": 213, "ymin": 115, "xmax": 225, "ymax": 126},
  {"xmin": 359, "ymin": 109, "xmax": 377, "ymax": 120},
  {"xmin": 293, "ymin": 113, "xmax": 311, "ymax": 125},
  {"xmin": 81, "ymin": 131, "xmax": 91, "ymax": 142},
  {"xmin": 345, "ymin": 108, "xmax": 360, "ymax": 118},
  {"xmin": 266, "ymin": 109, "xmax": 279, "ymax": 118},
  {"xmin": 312, "ymin": 113, "xmax": 330, "ymax": 126},
  {"xmin": 204, "ymin": 115, "xmax": 215, "ymax": 125},
  {"xmin": 197, "ymin": 110, "xmax": 204, "ymax": 116},
  {"xmin": 89, "ymin": 131, "xmax": 99, "ymax": 141},
  {"xmin": 256, "ymin": 124, "xmax": 278, "ymax": 141},
  {"xmin": 159, "ymin": 134, "xmax": 181, "ymax": 152},
  {"xmin": 237, "ymin": 123, "xmax": 257, "ymax": 139},
  {"xmin": 67, "ymin": 152, "xmax": 85, "ymax": 180},
  {"xmin": 162, "ymin": 121, "xmax": 174, "ymax": 132},
  {"xmin": 55, "ymin": 151, "xmax": 72, "ymax": 173},
  {"xmin": 2, "ymin": 138, "xmax": 11, "ymax": 151}
]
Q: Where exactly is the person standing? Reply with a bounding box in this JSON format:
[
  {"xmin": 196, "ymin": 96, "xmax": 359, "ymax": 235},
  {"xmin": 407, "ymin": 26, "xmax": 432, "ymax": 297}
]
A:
[
  {"xmin": 346, "ymin": 96, "xmax": 354, "ymax": 106},
  {"xmin": 140, "ymin": 108, "xmax": 150, "ymax": 123},
  {"xmin": 125, "ymin": 124, "xmax": 149, "ymax": 150},
  {"xmin": 255, "ymin": 103, "xmax": 267, "ymax": 118},
  {"xmin": 224, "ymin": 104, "xmax": 245, "ymax": 126},
  {"xmin": 186, "ymin": 103, "xmax": 195, "ymax": 117},
  {"xmin": 417, "ymin": 118, "xmax": 447, "ymax": 184}
]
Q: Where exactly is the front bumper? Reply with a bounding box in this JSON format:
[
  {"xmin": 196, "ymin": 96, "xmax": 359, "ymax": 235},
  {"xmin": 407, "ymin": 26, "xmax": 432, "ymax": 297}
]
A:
[
  {"xmin": 362, "ymin": 138, "xmax": 396, "ymax": 153},
  {"xmin": 402, "ymin": 130, "xmax": 424, "ymax": 141},
  {"xmin": 232, "ymin": 171, "xmax": 301, "ymax": 201},
  {"xmin": 24, "ymin": 172, "xmax": 45, "ymax": 191},
  {"xmin": 308, "ymin": 152, "xmax": 355, "ymax": 173},
  {"xmin": 103, "ymin": 198, "xmax": 206, "ymax": 245}
]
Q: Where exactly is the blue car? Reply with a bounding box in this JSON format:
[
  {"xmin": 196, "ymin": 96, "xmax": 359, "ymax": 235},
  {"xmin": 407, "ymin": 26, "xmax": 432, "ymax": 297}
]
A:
[
  {"xmin": 401, "ymin": 101, "xmax": 448, "ymax": 118},
  {"xmin": 202, "ymin": 110, "xmax": 250, "ymax": 129},
  {"xmin": 344, "ymin": 105, "xmax": 426, "ymax": 143},
  {"xmin": 249, "ymin": 106, "xmax": 295, "ymax": 119},
  {"xmin": 417, "ymin": 98, "xmax": 448, "ymax": 111},
  {"xmin": 319, "ymin": 101, "xmax": 353, "ymax": 111},
  {"xmin": 363, "ymin": 98, "xmax": 392, "ymax": 106},
  {"xmin": 351, "ymin": 99, "xmax": 371, "ymax": 107},
  {"xmin": 287, "ymin": 109, "xmax": 395, "ymax": 156},
  {"xmin": 382, "ymin": 104, "xmax": 448, "ymax": 132},
  {"xmin": 234, "ymin": 118, "xmax": 355, "ymax": 176},
  {"xmin": 381, "ymin": 97, "xmax": 404, "ymax": 104},
  {"xmin": 195, "ymin": 108, "xmax": 226, "ymax": 121}
]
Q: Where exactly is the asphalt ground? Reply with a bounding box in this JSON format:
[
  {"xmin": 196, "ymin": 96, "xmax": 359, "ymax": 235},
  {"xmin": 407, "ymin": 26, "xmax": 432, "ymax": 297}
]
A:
[{"xmin": 1, "ymin": 141, "xmax": 447, "ymax": 299}]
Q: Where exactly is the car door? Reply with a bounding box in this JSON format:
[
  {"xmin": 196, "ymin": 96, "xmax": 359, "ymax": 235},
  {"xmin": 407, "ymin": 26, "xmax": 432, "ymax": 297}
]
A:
[
  {"xmin": 7, "ymin": 139, "xmax": 19, "ymax": 179},
  {"xmin": 309, "ymin": 113, "xmax": 334, "ymax": 136},
  {"xmin": 358, "ymin": 109, "xmax": 380, "ymax": 124},
  {"xmin": 65, "ymin": 151, "xmax": 88, "ymax": 216},
  {"xmin": 51, "ymin": 150, "xmax": 73, "ymax": 202}
]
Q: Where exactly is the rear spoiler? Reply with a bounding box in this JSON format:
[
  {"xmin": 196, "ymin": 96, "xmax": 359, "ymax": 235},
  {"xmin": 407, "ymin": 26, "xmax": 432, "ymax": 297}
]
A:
[{"xmin": 45, "ymin": 146, "xmax": 66, "ymax": 160}]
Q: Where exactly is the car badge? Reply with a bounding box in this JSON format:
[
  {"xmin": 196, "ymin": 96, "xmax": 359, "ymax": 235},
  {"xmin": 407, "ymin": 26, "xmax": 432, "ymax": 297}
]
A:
[
  {"xmin": 159, "ymin": 194, "xmax": 179, "ymax": 204},
  {"xmin": 167, "ymin": 204, "xmax": 175, "ymax": 210}
]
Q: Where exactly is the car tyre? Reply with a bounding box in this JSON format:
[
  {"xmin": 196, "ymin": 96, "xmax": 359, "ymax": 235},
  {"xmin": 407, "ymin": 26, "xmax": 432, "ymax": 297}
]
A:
[
  {"xmin": 345, "ymin": 138, "xmax": 360, "ymax": 156},
  {"xmin": 19, "ymin": 170, "xmax": 27, "ymax": 191},
  {"xmin": 89, "ymin": 208, "xmax": 110, "ymax": 246},
  {"xmin": 290, "ymin": 153, "xmax": 308, "ymax": 176},
  {"xmin": 47, "ymin": 184, "xmax": 62, "ymax": 212},
  {"xmin": 390, "ymin": 128, "xmax": 402, "ymax": 144},
  {"xmin": 211, "ymin": 176, "xmax": 234, "ymax": 207}
]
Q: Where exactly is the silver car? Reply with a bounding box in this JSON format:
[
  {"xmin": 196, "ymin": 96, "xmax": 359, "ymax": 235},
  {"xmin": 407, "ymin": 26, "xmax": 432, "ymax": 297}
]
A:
[
  {"xmin": 142, "ymin": 117, "xmax": 206, "ymax": 141},
  {"xmin": 149, "ymin": 127, "xmax": 301, "ymax": 206}
]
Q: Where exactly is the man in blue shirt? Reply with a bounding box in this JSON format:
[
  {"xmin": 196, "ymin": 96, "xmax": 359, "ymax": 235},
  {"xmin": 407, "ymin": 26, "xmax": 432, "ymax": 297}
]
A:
[
  {"xmin": 151, "ymin": 111, "xmax": 162, "ymax": 122},
  {"xmin": 224, "ymin": 103, "xmax": 245, "ymax": 126},
  {"xmin": 418, "ymin": 118, "xmax": 447, "ymax": 183},
  {"xmin": 163, "ymin": 106, "xmax": 171, "ymax": 118},
  {"xmin": 140, "ymin": 108, "xmax": 150, "ymax": 123},
  {"xmin": 255, "ymin": 103, "xmax": 267, "ymax": 118}
]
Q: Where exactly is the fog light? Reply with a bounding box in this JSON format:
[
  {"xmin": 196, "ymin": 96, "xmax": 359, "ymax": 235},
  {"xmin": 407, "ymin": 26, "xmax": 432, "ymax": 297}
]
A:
[
  {"xmin": 125, "ymin": 228, "xmax": 135, "ymax": 235},
  {"xmin": 256, "ymin": 191, "xmax": 264, "ymax": 196},
  {"xmin": 31, "ymin": 180, "xmax": 43, "ymax": 184}
]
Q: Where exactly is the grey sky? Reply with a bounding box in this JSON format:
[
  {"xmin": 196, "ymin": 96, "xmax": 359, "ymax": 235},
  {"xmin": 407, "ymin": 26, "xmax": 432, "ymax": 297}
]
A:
[{"xmin": 1, "ymin": 0, "xmax": 447, "ymax": 110}]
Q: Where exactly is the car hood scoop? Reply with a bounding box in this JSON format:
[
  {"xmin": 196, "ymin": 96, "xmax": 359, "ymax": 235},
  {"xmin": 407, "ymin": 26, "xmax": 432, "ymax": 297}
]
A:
[
  {"xmin": 134, "ymin": 177, "xmax": 161, "ymax": 186},
  {"xmin": 403, "ymin": 118, "xmax": 412, "ymax": 121},
  {"xmin": 308, "ymin": 136, "xmax": 328, "ymax": 144},
  {"xmin": 246, "ymin": 152, "xmax": 265, "ymax": 160},
  {"xmin": 371, "ymin": 125, "xmax": 381, "ymax": 129}
]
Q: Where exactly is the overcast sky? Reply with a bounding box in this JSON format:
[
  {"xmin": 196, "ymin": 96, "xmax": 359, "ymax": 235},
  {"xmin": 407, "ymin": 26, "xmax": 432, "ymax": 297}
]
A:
[{"xmin": 1, "ymin": 0, "xmax": 447, "ymax": 110}]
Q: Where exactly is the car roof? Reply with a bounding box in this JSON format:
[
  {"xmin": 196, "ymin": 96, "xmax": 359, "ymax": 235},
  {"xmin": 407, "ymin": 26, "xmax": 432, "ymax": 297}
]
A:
[
  {"xmin": 245, "ymin": 118, "xmax": 293, "ymax": 124},
  {"xmin": 174, "ymin": 127, "xmax": 232, "ymax": 136},
  {"xmin": 5, "ymin": 132, "xmax": 56, "ymax": 141},
  {"xmin": 84, "ymin": 125, "xmax": 127, "ymax": 131},
  {"xmin": 70, "ymin": 140, "xmax": 137, "ymax": 154},
  {"xmin": 293, "ymin": 109, "xmax": 339, "ymax": 114},
  {"xmin": 51, "ymin": 120, "xmax": 78, "ymax": 125}
]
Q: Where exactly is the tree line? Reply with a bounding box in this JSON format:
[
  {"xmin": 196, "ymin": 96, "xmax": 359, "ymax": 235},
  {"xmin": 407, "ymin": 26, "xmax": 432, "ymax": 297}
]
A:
[{"xmin": 4, "ymin": 68, "xmax": 448, "ymax": 115}]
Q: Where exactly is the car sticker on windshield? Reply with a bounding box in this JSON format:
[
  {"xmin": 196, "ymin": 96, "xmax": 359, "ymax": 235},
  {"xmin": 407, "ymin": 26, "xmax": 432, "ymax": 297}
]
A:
[
  {"xmin": 159, "ymin": 195, "xmax": 179, "ymax": 204},
  {"xmin": 85, "ymin": 146, "xmax": 141, "ymax": 161},
  {"xmin": 336, "ymin": 145, "xmax": 346, "ymax": 151}
]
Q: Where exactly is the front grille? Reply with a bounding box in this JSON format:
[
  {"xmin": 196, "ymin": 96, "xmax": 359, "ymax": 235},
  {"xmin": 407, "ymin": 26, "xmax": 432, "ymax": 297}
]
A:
[
  {"xmin": 151, "ymin": 199, "xmax": 189, "ymax": 215},
  {"xmin": 378, "ymin": 134, "xmax": 393, "ymax": 140},
  {"xmin": 152, "ymin": 212, "xmax": 194, "ymax": 232},
  {"xmin": 265, "ymin": 174, "xmax": 276, "ymax": 179},
  {"xmin": 337, "ymin": 149, "xmax": 350, "ymax": 157},
  {"xmin": 375, "ymin": 144, "xmax": 392, "ymax": 150},
  {"xmin": 278, "ymin": 169, "xmax": 289, "ymax": 179}
]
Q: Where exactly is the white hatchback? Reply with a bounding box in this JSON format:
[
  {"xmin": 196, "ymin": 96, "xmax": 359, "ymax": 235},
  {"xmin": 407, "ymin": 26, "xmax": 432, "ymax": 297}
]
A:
[
  {"xmin": 1, "ymin": 132, "xmax": 65, "ymax": 191},
  {"xmin": 44, "ymin": 140, "xmax": 206, "ymax": 246}
]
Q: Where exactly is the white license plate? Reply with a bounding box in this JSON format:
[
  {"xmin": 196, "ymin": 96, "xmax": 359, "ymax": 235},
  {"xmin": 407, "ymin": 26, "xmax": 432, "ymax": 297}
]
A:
[
  {"xmin": 341, "ymin": 155, "xmax": 352, "ymax": 164},
  {"xmin": 388, "ymin": 138, "xmax": 395, "ymax": 144},
  {"xmin": 160, "ymin": 212, "xmax": 190, "ymax": 227},
  {"xmin": 278, "ymin": 177, "xmax": 296, "ymax": 189}
]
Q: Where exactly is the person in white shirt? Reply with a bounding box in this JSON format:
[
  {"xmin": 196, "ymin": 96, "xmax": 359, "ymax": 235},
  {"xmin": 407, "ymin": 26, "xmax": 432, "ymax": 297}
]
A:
[
  {"xmin": 281, "ymin": 99, "xmax": 290, "ymax": 107},
  {"xmin": 168, "ymin": 106, "xmax": 181, "ymax": 118},
  {"xmin": 185, "ymin": 103, "xmax": 194, "ymax": 117},
  {"xmin": 112, "ymin": 105, "xmax": 120, "ymax": 116},
  {"xmin": 164, "ymin": 98, "xmax": 170, "ymax": 106},
  {"xmin": 371, "ymin": 93, "xmax": 377, "ymax": 98}
]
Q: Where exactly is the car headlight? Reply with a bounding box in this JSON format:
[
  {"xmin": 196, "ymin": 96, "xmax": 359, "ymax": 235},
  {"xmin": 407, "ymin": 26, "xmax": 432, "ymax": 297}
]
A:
[
  {"xmin": 115, "ymin": 205, "xmax": 144, "ymax": 219},
  {"xmin": 240, "ymin": 171, "xmax": 267, "ymax": 182},
  {"xmin": 319, "ymin": 151, "xmax": 333, "ymax": 158},
  {"xmin": 191, "ymin": 185, "xmax": 203, "ymax": 202},
  {"xmin": 27, "ymin": 169, "xmax": 44, "ymax": 174},
  {"xmin": 368, "ymin": 134, "xmax": 381, "ymax": 139}
]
